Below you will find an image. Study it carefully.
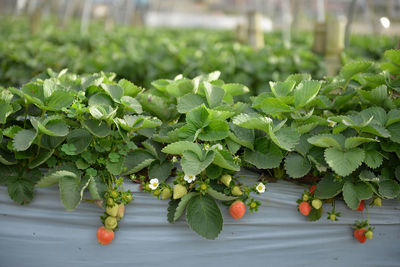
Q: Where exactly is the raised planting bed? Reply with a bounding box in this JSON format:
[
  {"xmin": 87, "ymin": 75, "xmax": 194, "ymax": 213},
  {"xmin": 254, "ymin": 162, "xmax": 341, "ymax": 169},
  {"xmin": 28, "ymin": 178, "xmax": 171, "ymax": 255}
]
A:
[{"xmin": 0, "ymin": 180, "xmax": 399, "ymax": 267}]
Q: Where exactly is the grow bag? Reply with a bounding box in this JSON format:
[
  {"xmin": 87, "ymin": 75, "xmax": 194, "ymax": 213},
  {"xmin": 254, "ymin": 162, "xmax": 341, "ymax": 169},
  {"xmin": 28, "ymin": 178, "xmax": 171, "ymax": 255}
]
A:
[{"xmin": 0, "ymin": 180, "xmax": 399, "ymax": 267}]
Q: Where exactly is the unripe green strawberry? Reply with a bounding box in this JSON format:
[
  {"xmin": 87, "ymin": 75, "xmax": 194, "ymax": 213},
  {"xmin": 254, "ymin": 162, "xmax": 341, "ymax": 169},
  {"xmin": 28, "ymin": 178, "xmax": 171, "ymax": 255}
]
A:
[
  {"xmin": 116, "ymin": 204, "xmax": 125, "ymax": 221},
  {"xmin": 302, "ymin": 194, "xmax": 309, "ymax": 201},
  {"xmin": 110, "ymin": 190, "xmax": 119, "ymax": 199},
  {"xmin": 161, "ymin": 188, "xmax": 172, "ymax": 200},
  {"xmin": 329, "ymin": 214, "xmax": 336, "ymax": 221},
  {"xmin": 365, "ymin": 230, "xmax": 373, "ymax": 240},
  {"xmin": 231, "ymin": 185, "xmax": 243, "ymax": 196},
  {"xmin": 106, "ymin": 204, "xmax": 119, "ymax": 217},
  {"xmin": 173, "ymin": 184, "xmax": 188, "ymax": 199},
  {"xmin": 104, "ymin": 216, "xmax": 118, "ymax": 230},
  {"xmin": 312, "ymin": 199, "xmax": 322, "ymax": 209},
  {"xmin": 250, "ymin": 201, "xmax": 257, "ymax": 209},
  {"xmin": 373, "ymin": 197, "xmax": 382, "ymax": 207},
  {"xmin": 220, "ymin": 174, "xmax": 232, "ymax": 187},
  {"xmin": 153, "ymin": 189, "xmax": 161, "ymax": 196},
  {"xmin": 200, "ymin": 183, "xmax": 207, "ymax": 191},
  {"xmin": 106, "ymin": 198, "xmax": 114, "ymax": 206},
  {"xmin": 145, "ymin": 184, "xmax": 151, "ymax": 191}
]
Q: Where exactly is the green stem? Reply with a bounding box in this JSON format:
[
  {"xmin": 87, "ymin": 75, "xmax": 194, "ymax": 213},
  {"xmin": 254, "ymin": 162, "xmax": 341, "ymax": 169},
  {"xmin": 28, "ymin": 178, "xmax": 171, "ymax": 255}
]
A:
[
  {"xmin": 23, "ymin": 104, "xmax": 28, "ymax": 128},
  {"xmin": 35, "ymin": 133, "xmax": 43, "ymax": 157}
]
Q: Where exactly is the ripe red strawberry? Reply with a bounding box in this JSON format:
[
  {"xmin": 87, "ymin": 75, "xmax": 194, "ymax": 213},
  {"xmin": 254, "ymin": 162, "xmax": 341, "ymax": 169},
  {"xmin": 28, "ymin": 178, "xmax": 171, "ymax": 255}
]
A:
[
  {"xmin": 298, "ymin": 201, "xmax": 312, "ymax": 216},
  {"xmin": 353, "ymin": 228, "xmax": 367, "ymax": 243},
  {"xmin": 229, "ymin": 201, "xmax": 246, "ymax": 220},
  {"xmin": 309, "ymin": 185, "xmax": 316, "ymax": 196},
  {"xmin": 356, "ymin": 200, "xmax": 365, "ymax": 211}
]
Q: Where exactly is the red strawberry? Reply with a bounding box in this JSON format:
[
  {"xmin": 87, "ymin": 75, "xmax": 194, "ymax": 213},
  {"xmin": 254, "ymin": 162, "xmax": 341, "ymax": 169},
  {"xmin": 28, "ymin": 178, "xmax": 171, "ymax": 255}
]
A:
[
  {"xmin": 353, "ymin": 228, "xmax": 367, "ymax": 243},
  {"xmin": 298, "ymin": 201, "xmax": 312, "ymax": 216},
  {"xmin": 229, "ymin": 201, "xmax": 246, "ymax": 220},
  {"xmin": 309, "ymin": 185, "xmax": 316, "ymax": 196},
  {"xmin": 356, "ymin": 200, "xmax": 365, "ymax": 211}
]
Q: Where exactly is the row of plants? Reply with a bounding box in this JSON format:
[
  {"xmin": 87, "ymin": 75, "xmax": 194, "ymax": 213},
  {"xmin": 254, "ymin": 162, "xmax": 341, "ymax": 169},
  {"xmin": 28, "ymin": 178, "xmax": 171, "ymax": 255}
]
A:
[
  {"xmin": 1, "ymin": 47, "xmax": 399, "ymax": 244},
  {"xmin": 1, "ymin": 17, "xmax": 397, "ymax": 93}
]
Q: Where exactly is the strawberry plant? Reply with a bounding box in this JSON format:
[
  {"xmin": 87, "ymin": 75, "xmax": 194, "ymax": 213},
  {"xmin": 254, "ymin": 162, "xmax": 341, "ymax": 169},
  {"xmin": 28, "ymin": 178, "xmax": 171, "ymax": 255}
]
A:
[{"xmin": 0, "ymin": 27, "xmax": 399, "ymax": 243}]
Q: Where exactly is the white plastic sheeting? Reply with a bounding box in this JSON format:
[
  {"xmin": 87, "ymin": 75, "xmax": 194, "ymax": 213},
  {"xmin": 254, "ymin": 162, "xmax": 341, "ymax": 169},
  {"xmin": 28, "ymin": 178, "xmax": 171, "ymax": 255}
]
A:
[{"xmin": 0, "ymin": 180, "xmax": 399, "ymax": 267}]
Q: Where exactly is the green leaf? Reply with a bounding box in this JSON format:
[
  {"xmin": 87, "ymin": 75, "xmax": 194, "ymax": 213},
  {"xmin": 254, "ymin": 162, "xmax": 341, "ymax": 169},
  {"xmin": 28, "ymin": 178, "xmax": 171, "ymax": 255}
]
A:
[
  {"xmin": 37, "ymin": 164, "xmax": 79, "ymax": 187},
  {"xmin": 186, "ymin": 105, "xmax": 209, "ymax": 129},
  {"xmin": 88, "ymin": 93, "xmax": 113, "ymax": 106},
  {"xmin": 344, "ymin": 137, "xmax": 378, "ymax": 149},
  {"xmin": 121, "ymin": 96, "xmax": 142, "ymax": 113},
  {"xmin": 206, "ymin": 164, "xmax": 223, "ymax": 180},
  {"xmin": 378, "ymin": 180, "xmax": 400, "ymax": 199},
  {"xmin": 12, "ymin": 129, "xmax": 37, "ymax": 151},
  {"xmin": 174, "ymin": 192, "xmax": 199, "ymax": 222},
  {"xmin": 88, "ymin": 176, "xmax": 107, "ymax": 200},
  {"xmin": 294, "ymin": 80, "xmax": 321, "ymax": 108},
  {"xmin": 0, "ymin": 149, "xmax": 17, "ymax": 165},
  {"xmin": 212, "ymin": 150, "xmax": 240, "ymax": 171},
  {"xmin": 0, "ymin": 100, "xmax": 13, "ymax": 124},
  {"xmin": 66, "ymin": 129, "xmax": 92, "ymax": 155},
  {"xmin": 269, "ymin": 126, "xmax": 300, "ymax": 151},
  {"xmin": 3, "ymin": 125, "xmax": 23, "ymax": 138},
  {"xmin": 148, "ymin": 160, "xmax": 173, "ymax": 181},
  {"xmin": 181, "ymin": 150, "xmax": 215, "ymax": 176},
  {"xmin": 243, "ymin": 137, "xmax": 283, "ymax": 169},
  {"xmin": 260, "ymin": 98, "xmax": 293, "ymax": 115},
  {"xmin": 123, "ymin": 150, "xmax": 155, "ymax": 175},
  {"xmin": 21, "ymin": 83, "xmax": 44, "ymax": 107},
  {"xmin": 177, "ymin": 93, "xmax": 207, "ymax": 113},
  {"xmin": 364, "ymin": 150, "xmax": 383, "ymax": 169},
  {"xmin": 324, "ymin": 147, "xmax": 364, "ymax": 176},
  {"xmin": 47, "ymin": 90, "xmax": 74, "ymax": 110},
  {"xmin": 207, "ymin": 187, "xmax": 237, "ymax": 201},
  {"xmin": 101, "ymin": 83, "xmax": 123, "ymax": 103},
  {"xmin": 284, "ymin": 153, "xmax": 311, "ymax": 178},
  {"xmin": 343, "ymin": 181, "xmax": 373, "ymax": 209},
  {"xmin": 269, "ymin": 80, "xmax": 295, "ymax": 97},
  {"xmin": 386, "ymin": 109, "xmax": 400, "ymax": 126},
  {"xmin": 59, "ymin": 174, "xmax": 90, "ymax": 211},
  {"xmin": 106, "ymin": 157, "xmax": 125, "ymax": 175},
  {"xmin": 166, "ymin": 79, "xmax": 193, "ymax": 98},
  {"xmin": 167, "ymin": 199, "xmax": 180, "ymax": 223},
  {"xmin": 315, "ymin": 174, "xmax": 344, "ymax": 199},
  {"xmin": 81, "ymin": 118, "xmax": 111, "ymax": 138},
  {"xmin": 119, "ymin": 79, "xmax": 142, "ymax": 98},
  {"xmin": 203, "ymin": 82, "xmax": 225, "ymax": 108},
  {"xmin": 221, "ymin": 83, "xmax": 249, "ymax": 96},
  {"xmin": 232, "ymin": 113, "xmax": 272, "ymax": 133},
  {"xmin": 28, "ymin": 149, "xmax": 54, "ymax": 168},
  {"xmin": 340, "ymin": 61, "xmax": 372, "ymax": 81},
  {"xmin": 285, "ymin": 73, "xmax": 311, "ymax": 85},
  {"xmin": 307, "ymin": 134, "xmax": 345, "ymax": 150},
  {"xmin": 162, "ymin": 141, "xmax": 203, "ymax": 159},
  {"xmin": 7, "ymin": 178, "xmax": 35, "ymax": 205},
  {"xmin": 89, "ymin": 105, "xmax": 116, "ymax": 120},
  {"xmin": 31, "ymin": 117, "xmax": 69, "ymax": 137},
  {"xmin": 359, "ymin": 170, "xmax": 380, "ymax": 182},
  {"xmin": 198, "ymin": 120, "xmax": 229, "ymax": 141},
  {"xmin": 139, "ymin": 93, "xmax": 171, "ymax": 122},
  {"xmin": 186, "ymin": 195, "xmax": 223, "ymax": 240},
  {"xmin": 387, "ymin": 122, "xmax": 400, "ymax": 143}
]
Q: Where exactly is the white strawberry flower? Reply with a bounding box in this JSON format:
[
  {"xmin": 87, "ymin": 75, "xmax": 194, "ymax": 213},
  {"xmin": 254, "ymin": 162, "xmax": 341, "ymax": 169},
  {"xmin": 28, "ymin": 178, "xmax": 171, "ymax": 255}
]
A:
[
  {"xmin": 149, "ymin": 178, "xmax": 159, "ymax": 190},
  {"xmin": 204, "ymin": 144, "xmax": 210, "ymax": 151},
  {"xmin": 256, "ymin": 182, "xmax": 266, "ymax": 193},
  {"xmin": 184, "ymin": 174, "xmax": 196, "ymax": 183}
]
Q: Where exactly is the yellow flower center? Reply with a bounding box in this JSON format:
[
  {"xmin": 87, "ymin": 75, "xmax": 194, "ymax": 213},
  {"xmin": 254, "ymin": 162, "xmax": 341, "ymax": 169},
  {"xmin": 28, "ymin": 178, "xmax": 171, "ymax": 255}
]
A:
[{"xmin": 152, "ymin": 183, "xmax": 158, "ymax": 187}]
